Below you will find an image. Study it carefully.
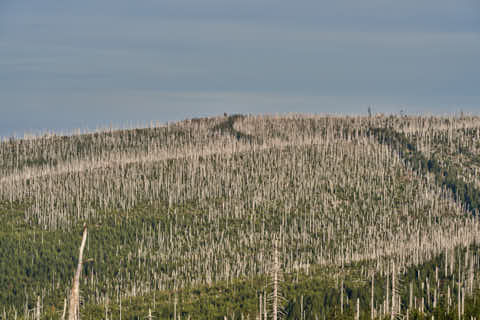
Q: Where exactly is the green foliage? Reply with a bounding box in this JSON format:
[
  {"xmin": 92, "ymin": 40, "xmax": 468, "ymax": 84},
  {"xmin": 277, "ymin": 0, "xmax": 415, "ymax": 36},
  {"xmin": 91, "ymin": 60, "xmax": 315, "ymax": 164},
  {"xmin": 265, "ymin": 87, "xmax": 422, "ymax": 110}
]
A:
[
  {"xmin": 3, "ymin": 115, "xmax": 480, "ymax": 319},
  {"xmin": 371, "ymin": 126, "xmax": 480, "ymax": 215},
  {"xmin": 212, "ymin": 114, "xmax": 258, "ymax": 143}
]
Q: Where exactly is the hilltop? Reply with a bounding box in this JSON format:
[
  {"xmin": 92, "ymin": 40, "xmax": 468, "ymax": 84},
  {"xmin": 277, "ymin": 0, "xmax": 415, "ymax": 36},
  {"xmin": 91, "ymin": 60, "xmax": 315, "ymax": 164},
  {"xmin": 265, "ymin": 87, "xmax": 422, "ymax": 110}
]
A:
[{"xmin": 1, "ymin": 114, "xmax": 480, "ymax": 319}]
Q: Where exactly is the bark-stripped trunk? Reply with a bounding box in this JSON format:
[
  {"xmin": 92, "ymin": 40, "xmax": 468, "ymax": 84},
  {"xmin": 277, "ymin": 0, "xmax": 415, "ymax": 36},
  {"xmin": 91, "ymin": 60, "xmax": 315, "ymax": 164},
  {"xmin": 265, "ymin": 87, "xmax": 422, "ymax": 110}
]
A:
[
  {"xmin": 272, "ymin": 245, "xmax": 278, "ymax": 320},
  {"xmin": 371, "ymin": 274, "xmax": 374, "ymax": 320},
  {"xmin": 68, "ymin": 225, "xmax": 88, "ymax": 320},
  {"xmin": 61, "ymin": 298, "xmax": 67, "ymax": 320}
]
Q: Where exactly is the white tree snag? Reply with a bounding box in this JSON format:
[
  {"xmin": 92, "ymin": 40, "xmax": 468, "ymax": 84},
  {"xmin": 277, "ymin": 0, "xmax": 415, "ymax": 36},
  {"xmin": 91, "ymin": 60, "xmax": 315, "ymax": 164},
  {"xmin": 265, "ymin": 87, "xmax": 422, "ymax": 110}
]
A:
[
  {"xmin": 68, "ymin": 225, "xmax": 88, "ymax": 320},
  {"xmin": 356, "ymin": 298, "xmax": 360, "ymax": 320},
  {"xmin": 62, "ymin": 298, "xmax": 67, "ymax": 320},
  {"xmin": 371, "ymin": 274, "xmax": 374, "ymax": 320},
  {"xmin": 272, "ymin": 244, "xmax": 279, "ymax": 320}
]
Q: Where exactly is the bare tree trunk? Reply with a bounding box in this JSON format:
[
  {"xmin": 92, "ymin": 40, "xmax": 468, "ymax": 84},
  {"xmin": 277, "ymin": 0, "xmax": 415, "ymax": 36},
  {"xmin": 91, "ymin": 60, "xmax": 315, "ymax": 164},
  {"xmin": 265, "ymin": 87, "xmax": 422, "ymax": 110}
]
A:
[
  {"xmin": 174, "ymin": 292, "xmax": 177, "ymax": 320},
  {"xmin": 61, "ymin": 298, "xmax": 67, "ymax": 320},
  {"xmin": 391, "ymin": 263, "xmax": 395, "ymax": 319},
  {"xmin": 301, "ymin": 295, "xmax": 304, "ymax": 320},
  {"xmin": 458, "ymin": 281, "xmax": 460, "ymax": 320},
  {"xmin": 259, "ymin": 294, "xmax": 262, "ymax": 320},
  {"xmin": 273, "ymin": 245, "xmax": 279, "ymax": 320},
  {"xmin": 371, "ymin": 274, "xmax": 374, "ymax": 320},
  {"xmin": 447, "ymin": 285, "xmax": 451, "ymax": 313},
  {"xmin": 263, "ymin": 290, "xmax": 267, "ymax": 320},
  {"xmin": 386, "ymin": 272, "xmax": 389, "ymax": 317},
  {"xmin": 341, "ymin": 279, "xmax": 344, "ymax": 315},
  {"xmin": 68, "ymin": 225, "xmax": 88, "ymax": 320},
  {"xmin": 36, "ymin": 296, "xmax": 41, "ymax": 320},
  {"xmin": 356, "ymin": 298, "xmax": 360, "ymax": 320}
]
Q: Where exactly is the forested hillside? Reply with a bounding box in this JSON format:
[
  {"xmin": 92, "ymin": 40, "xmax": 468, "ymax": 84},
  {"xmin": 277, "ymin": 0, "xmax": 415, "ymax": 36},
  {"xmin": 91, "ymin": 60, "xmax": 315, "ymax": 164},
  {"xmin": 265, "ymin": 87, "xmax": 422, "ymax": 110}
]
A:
[{"xmin": 1, "ymin": 114, "xmax": 480, "ymax": 319}]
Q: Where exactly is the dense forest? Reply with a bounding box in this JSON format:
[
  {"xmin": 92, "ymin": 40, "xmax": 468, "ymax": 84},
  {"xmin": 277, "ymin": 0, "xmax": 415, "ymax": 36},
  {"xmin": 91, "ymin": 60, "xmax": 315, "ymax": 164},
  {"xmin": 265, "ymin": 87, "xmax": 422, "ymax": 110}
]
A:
[{"xmin": 1, "ymin": 114, "xmax": 480, "ymax": 319}]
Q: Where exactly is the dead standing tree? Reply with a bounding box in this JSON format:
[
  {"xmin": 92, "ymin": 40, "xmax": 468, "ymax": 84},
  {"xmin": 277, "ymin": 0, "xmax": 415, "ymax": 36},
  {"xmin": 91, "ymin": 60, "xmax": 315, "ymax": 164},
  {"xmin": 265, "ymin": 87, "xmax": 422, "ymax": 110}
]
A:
[{"xmin": 68, "ymin": 224, "xmax": 88, "ymax": 320}]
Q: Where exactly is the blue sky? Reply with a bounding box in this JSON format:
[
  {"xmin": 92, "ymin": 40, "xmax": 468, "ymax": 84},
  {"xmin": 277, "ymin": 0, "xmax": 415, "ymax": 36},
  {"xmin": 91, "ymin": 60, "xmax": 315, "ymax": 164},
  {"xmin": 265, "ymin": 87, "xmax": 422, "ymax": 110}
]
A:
[{"xmin": 1, "ymin": 0, "xmax": 479, "ymax": 137}]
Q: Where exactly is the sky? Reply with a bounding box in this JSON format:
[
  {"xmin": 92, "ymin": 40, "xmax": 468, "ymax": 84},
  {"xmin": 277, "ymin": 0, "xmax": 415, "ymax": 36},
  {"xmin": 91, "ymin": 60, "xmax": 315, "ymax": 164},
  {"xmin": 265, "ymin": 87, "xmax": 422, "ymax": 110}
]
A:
[{"xmin": 1, "ymin": 0, "xmax": 479, "ymax": 137}]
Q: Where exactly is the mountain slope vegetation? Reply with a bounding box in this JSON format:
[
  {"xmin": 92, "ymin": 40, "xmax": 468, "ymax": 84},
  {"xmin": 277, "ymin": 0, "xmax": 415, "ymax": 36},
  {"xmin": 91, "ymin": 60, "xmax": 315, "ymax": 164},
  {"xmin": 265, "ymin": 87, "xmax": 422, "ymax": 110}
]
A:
[{"xmin": 1, "ymin": 114, "xmax": 480, "ymax": 319}]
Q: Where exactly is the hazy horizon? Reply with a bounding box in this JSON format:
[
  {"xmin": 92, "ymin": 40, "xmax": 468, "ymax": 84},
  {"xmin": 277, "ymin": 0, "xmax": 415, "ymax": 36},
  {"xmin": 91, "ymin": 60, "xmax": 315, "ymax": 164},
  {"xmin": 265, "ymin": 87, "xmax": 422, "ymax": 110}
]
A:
[{"xmin": 1, "ymin": 0, "xmax": 479, "ymax": 138}]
